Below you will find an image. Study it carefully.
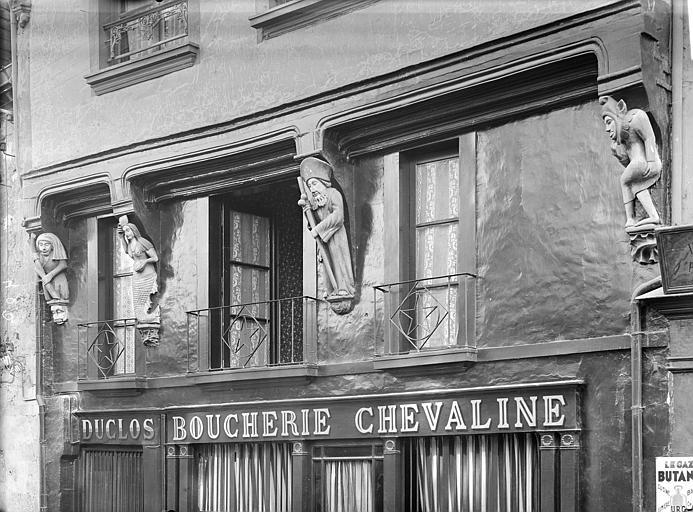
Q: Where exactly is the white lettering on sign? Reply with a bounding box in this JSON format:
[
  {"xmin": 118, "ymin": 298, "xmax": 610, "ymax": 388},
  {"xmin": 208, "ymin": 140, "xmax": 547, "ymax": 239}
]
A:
[
  {"xmin": 81, "ymin": 417, "xmax": 156, "ymax": 442},
  {"xmin": 166, "ymin": 393, "xmax": 571, "ymax": 442},
  {"xmin": 355, "ymin": 407, "xmax": 374, "ymax": 434},
  {"xmin": 543, "ymin": 395, "xmax": 566, "ymax": 427}
]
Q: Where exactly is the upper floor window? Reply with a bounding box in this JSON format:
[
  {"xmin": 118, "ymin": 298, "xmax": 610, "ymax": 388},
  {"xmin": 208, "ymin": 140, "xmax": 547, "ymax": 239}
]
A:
[
  {"xmin": 85, "ymin": 0, "xmax": 199, "ymax": 95},
  {"xmin": 105, "ymin": 0, "xmax": 189, "ymax": 66},
  {"xmin": 377, "ymin": 135, "xmax": 477, "ymax": 365}
]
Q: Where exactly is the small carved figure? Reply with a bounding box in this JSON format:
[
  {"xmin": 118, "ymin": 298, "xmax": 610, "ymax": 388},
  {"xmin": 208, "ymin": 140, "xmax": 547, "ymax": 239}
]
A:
[
  {"xmin": 600, "ymin": 96, "xmax": 662, "ymax": 229},
  {"xmin": 298, "ymin": 157, "xmax": 355, "ymax": 313},
  {"xmin": 117, "ymin": 216, "xmax": 160, "ymax": 346},
  {"xmin": 32, "ymin": 232, "xmax": 69, "ymax": 324}
]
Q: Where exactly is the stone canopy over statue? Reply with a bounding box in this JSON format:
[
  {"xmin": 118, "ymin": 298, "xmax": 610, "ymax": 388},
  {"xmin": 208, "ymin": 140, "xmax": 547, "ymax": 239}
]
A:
[{"xmin": 298, "ymin": 157, "xmax": 355, "ymax": 314}]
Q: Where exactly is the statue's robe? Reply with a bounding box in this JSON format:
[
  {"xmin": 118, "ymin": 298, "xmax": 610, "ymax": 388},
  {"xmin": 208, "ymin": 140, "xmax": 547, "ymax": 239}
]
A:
[{"xmin": 312, "ymin": 187, "xmax": 355, "ymax": 297}]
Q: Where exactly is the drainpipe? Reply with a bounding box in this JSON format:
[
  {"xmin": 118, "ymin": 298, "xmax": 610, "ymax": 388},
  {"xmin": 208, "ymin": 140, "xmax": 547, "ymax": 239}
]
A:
[{"xmin": 630, "ymin": 275, "xmax": 661, "ymax": 512}]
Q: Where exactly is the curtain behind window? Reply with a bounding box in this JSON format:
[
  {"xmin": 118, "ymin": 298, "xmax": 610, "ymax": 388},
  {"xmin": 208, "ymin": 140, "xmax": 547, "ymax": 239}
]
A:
[
  {"xmin": 408, "ymin": 434, "xmax": 538, "ymax": 512},
  {"xmin": 196, "ymin": 442, "xmax": 292, "ymax": 512},
  {"xmin": 78, "ymin": 447, "xmax": 143, "ymax": 512},
  {"xmin": 325, "ymin": 460, "xmax": 373, "ymax": 512}
]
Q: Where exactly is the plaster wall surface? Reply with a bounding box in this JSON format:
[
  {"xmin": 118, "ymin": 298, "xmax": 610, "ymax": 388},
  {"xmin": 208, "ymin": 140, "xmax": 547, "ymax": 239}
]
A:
[
  {"xmin": 0, "ymin": 122, "xmax": 41, "ymax": 512},
  {"xmin": 27, "ymin": 0, "xmax": 618, "ymax": 169}
]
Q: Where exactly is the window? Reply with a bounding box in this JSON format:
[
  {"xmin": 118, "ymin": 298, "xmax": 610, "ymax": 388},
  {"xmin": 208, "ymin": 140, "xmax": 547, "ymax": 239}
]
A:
[
  {"xmin": 378, "ymin": 135, "xmax": 477, "ymax": 363},
  {"xmin": 77, "ymin": 446, "xmax": 144, "ymax": 512},
  {"xmin": 194, "ymin": 442, "xmax": 292, "ymax": 512},
  {"xmin": 312, "ymin": 442, "xmax": 384, "ymax": 512},
  {"xmin": 106, "ymin": 0, "xmax": 189, "ymax": 67},
  {"xmin": 85, "ymin": 0, "xmax": 199, "ymax": 95},
  {"xmin": 203, "ymin": 180, "xmax": 305, "ymax": 371},
  {"xmin": 403, "ymin": 434, "xmax": 538, "ymax": 511},
  {"xmin": 79, "ymin": 218, "xmax": 139, "ymax": 380}
]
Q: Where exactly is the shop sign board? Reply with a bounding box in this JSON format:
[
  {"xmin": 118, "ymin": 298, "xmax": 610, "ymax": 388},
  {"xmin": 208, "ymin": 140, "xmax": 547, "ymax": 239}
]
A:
[
  {"xmin": 165, "ymin": 382, "xmax": 580, "ymax": 444},
  {"xmin": 77, "ymin": 412, "xmax": 160, "ymax": 445},
  {"xmin": 656, "ymin": 457, "xmax": 693, "ymax": 512}
]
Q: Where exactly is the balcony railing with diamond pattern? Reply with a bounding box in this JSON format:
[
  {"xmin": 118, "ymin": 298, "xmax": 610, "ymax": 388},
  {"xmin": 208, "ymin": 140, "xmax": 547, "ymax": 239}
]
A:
[
  {"xmin": 78, "ymin": 318, "xmax": 143, "ymax": 380},
  {"xmin": 104, "ymin": 0, "xmax": 188, "ymax": 65},
  {"xmin": 374, "ymin": 273, "xmax": 476, "ymax": 356},
  {"xmin": 187, "ymin": 296, "xmax": 321, "ymax": 373}
]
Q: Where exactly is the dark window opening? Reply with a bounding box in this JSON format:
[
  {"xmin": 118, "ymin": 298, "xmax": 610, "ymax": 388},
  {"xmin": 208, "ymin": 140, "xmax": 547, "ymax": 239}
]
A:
[{"xmin": 208, "ymin": 179, "xmax": 304, "ymax": 370}]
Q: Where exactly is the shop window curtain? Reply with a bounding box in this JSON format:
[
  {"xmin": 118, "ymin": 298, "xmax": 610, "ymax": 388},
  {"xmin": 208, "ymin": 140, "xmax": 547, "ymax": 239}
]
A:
[
  {"xmin": 196, "ymin": 442, "xmax": 292, "ymax": 512},
  {"xmin": 409, "ymin": 434, "xmax": 538, "ymax": 512},
  {"xmin": 324, "ymin": 460, "xmax": 373, "ymax": 512},
  {"xmin": 78, "ymin": 447, "xmax": 143, "ymax": 512}
]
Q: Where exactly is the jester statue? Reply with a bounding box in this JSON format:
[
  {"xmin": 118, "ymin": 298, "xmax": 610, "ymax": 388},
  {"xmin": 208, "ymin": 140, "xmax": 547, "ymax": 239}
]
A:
[
  {"xmin": 117, "ymin": 216, "xmax": 161, "ymax": 346},
  {"xmin": 298, "ymin": 157, "xmax": 355, "ymax": 314},
  {"xmin": 32, "ymin": 232, "xmax": 70, "ymax": 324},
  {"xmin": 599, "ymin": 96, "xmax": 662, "ymax": 230}
]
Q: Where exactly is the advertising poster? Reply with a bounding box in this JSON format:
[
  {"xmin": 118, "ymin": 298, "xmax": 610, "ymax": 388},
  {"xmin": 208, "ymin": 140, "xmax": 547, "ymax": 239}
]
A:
[{"xmin": 657, "ymin": 457, "xmax": 693, "ymax": 512}]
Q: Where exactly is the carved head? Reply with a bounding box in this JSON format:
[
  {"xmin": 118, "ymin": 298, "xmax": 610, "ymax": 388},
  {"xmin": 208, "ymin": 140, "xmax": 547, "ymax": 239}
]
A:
[
  {"xmin": 599, "ymin": 96, "xmax": 627, "ymax": 143},
  {"xmin": 120, "ymin": 222, "xmax": 142, "ymax": 241},
  {"xmin": 300, "ymin": 157, "xmax": 333, "ymax": 186},
  {"xmin": 35, "ymin": 233, "xmax": 67, "ymax": 260}
]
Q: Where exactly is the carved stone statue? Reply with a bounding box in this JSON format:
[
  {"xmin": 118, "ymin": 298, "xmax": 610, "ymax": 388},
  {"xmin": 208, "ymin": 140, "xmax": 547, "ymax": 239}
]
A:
[
  {"xmin": 298, "ymin": 157, "xmax": 355, "ymax": 314},
  {"xmin": 32, "ymin": 232, "xmax": 69, "ymax": 324},
  {"xmin": 117, "ymin": 216, "xmax": 161, "ymax": 346},
  {"xmin": 600, "ymin": 96, "xmax": 662, "ymax": 229}
]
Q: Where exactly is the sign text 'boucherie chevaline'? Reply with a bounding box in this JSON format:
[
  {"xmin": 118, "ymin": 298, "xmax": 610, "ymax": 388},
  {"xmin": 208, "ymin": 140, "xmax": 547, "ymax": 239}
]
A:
[{"xmin": 166, "ymin": 383, "xmax": 579, "ymax": 444}]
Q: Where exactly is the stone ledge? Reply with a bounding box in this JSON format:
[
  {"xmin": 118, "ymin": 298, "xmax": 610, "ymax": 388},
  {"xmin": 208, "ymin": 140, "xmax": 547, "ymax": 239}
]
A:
[
  {"xmin": 249, "ymin": 0, "xmax": 378, "ymax": 40},
  {"xmin": 77, "ymin": 376, "xmax": 146, "ymax": 396},
  {"xmin": 85, "ymin": 43, "xmax": 199, "ymax": 96},
  {"xmin": 373, "ymin": 347, "xmax": 478, "ymax": 371}
]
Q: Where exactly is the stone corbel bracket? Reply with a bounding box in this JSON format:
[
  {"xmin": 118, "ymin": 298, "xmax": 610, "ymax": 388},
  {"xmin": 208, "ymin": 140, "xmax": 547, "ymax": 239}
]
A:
[{"xmin": 10, "ymin": 0, "xmax": 31, "ymax": 29}]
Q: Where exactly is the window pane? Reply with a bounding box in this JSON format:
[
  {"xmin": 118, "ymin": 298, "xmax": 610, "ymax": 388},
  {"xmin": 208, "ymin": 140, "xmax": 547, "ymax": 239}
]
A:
[
  {"xmin": 415, "ymin": 284, "xmax": 457, "ymax": 349},
  {"xmin": 230, "ymin": 211, "xmax": 270, "ymax": 267},
  {"xmin": 415, "ymin": 224, "xmax": 458, "ymax": 279},
  {"xmin": 113, "ymin": 275, "xmax": 134, "ymax": 319},
  {"xmin": 415, "ymin": 157, "xmax": 459, "ymax": 224},
  {"xmin": 113, "ymin": 230, "xmax": 133, "ymax": 275}
]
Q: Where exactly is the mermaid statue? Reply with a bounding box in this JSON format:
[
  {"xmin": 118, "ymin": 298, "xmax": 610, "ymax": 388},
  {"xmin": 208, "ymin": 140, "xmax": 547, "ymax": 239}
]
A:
[{"xmin": 117, "ymin": 216, "xmax": 161, "ymax": 346}]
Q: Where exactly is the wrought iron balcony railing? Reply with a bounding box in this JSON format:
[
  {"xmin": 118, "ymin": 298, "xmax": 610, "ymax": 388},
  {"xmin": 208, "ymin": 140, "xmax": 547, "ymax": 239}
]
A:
[
  {"xmin": 104, "ymin": 0, "xmax": 188, "ymax": 65},
  {"xmin": 78, "ymin": 318, "xmax": 142, "ymax": 380},
  {"xmin": 373, "ymin": 273, "xmax": 476, "ymax": 356},
  {"xmin": 187, "ymin": 296, "xmax": 321, "ymax": 373}
]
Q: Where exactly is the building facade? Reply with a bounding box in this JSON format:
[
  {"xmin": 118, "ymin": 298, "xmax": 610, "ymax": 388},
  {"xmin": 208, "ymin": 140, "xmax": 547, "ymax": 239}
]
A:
[{"xmin": 2, "ymin": 0, "xmax": 693, "ymax": 511}]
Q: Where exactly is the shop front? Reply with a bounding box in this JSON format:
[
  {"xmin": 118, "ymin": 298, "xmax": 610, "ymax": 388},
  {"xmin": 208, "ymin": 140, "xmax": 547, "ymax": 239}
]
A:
[{"xmin": 76, "ymin": 380, "xmax": 582, "ymax": 512}]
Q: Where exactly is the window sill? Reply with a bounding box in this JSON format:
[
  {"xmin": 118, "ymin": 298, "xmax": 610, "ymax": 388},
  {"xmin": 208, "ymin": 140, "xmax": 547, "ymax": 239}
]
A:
[
  {"xmin": 186, "ymin": 364, "xmax": 319, "ymax": 388},
  {"xmin": 249, "ymin": 0, "xmax": 378, "ymax": 40},
  {"xmin": 373, "ymin": 347, "xmax": 477, "ymax": 371},
  {"xmin": 84, "ymin": 43, "xmax": 199, "ymax": 96},
  {"xmin": 77, "ymin": 376, "xmax": 147, "ymax": 396}
]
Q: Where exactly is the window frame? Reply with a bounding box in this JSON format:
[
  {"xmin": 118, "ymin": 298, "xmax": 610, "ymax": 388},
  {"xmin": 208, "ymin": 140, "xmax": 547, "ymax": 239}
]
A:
[
  {"xmin": 378, "ymin": 133, "xmax": 477, "ymax": 368},
  {"xmin": 85, "ymin": 0, "xmax": 199, "ymax": 95}
]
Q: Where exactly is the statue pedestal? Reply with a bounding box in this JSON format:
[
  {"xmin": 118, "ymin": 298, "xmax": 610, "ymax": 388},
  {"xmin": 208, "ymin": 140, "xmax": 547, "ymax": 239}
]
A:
[
  {"xmin": 625, "ymin": 224, "xmax": 659, "ymax": 265},
  {"xmin": 326, "ymin": 294, "xmax": 354, "ymax": 315},
  {"xmin": 47, "ymin": 298, "xmax": 69, "ymax": 325}
]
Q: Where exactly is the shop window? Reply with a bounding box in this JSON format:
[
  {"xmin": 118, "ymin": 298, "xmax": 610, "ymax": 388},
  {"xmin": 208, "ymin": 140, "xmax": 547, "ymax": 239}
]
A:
[
  {"xmin": 403, "ymin": 434, "xmax": 538, "ymax": 511},
  {"xmin": 198, "ymin": 180, "xmax": 305, "ymax": 371},
  {"xmin": 312, "ymin": 442, "xmax": 384, "ymax": 512},
  {"xmin": 77, "ymin": 446, "xmax": 144, "ymax": 512},
  {"xmin": 194, "ymin": 442, "xmax": 292, "ymax": 511},
  {"xmin": 86, "ymin": 0, "xmax": 199, "ymax": 95},
  {"xmin": 378, "ymin": 135, "xmax": 477, "ymax": 362}
]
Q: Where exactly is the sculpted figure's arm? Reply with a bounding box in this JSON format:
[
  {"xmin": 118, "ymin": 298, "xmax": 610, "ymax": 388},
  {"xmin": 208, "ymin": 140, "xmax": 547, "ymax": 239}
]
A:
[
  {"xmin": 41, "ymin": 259, "xmax": 67, "ymax": 286},
  {"xmin": 134, "ymin": 246, "xmax": 158, "ymax": 273},
  {"xmin": 313, "ymin": 190, "xmax": 344, "ymax": 243},
  {"xmin": 630, "ymin": 110, "xmax": 661, "ymax": 175}
]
